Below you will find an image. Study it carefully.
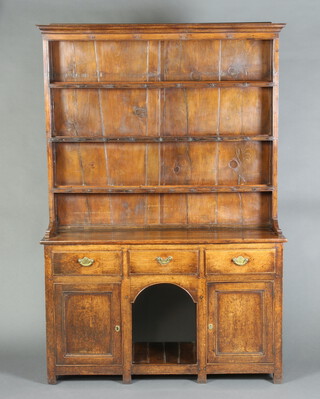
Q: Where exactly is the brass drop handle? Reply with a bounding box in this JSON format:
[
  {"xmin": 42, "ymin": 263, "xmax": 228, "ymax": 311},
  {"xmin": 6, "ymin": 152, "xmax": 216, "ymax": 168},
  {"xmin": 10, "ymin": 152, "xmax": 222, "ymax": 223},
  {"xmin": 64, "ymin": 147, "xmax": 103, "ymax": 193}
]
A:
[
  {"xmin": 232, "ymin": 255, "xmax": 249, "ymax": 266},
  {"xmin": 155, "ymin": 256, "xmax": 173, "ymax": 265},
  {"xmin": 115, "ymin": 325, "xmax": 120, "ymax": 332},
  {"xmin": 78, "ymin": 257, "xmax": 95, "ymax": 267}
]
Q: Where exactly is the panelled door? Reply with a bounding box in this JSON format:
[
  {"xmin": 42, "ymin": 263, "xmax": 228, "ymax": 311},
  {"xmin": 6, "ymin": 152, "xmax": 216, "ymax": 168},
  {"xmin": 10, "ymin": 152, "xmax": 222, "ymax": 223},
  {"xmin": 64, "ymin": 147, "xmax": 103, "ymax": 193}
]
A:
[
  {"xmin": 207, "ymin": 282, "xmax": 274, "ymax": 363},
  {"xmin": 54, "ymin": 283, "xmax": 121, "ymax": 365}
]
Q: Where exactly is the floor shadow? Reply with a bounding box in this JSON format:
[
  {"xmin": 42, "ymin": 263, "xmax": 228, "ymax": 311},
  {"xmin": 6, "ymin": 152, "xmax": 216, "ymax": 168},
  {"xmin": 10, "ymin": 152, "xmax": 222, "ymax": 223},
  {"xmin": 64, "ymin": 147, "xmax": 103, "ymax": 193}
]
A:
[
  {"xmin": 207, "ymin": 373, "xmax": 273, "ymax": 383},
  {"xmin": 130, "ymin": 374, "xmax": 198, "ymax": 384},
  {"xmin": 57, "ymin": 374, "xmax": 123, "ymax": 384}
]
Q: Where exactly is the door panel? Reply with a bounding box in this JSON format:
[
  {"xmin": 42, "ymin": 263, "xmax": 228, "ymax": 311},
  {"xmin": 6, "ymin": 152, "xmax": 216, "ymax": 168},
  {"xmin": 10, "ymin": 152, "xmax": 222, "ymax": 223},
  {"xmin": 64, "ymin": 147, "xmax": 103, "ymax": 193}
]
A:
[
  {"xmin": 55, "ymin": 283, "xmax": 121, "ymax": 365},
  {"xmin": 207, "ymin": 282, "xmax": 273, "ymax": 363}
]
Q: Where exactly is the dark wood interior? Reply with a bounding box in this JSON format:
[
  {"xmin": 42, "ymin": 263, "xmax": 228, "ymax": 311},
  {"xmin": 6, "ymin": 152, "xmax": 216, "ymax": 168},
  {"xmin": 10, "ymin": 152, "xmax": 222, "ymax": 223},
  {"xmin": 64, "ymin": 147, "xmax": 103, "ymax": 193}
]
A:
[{"xmin": 133, "ymin": 342, "xmax": 197, "ymax": 365}]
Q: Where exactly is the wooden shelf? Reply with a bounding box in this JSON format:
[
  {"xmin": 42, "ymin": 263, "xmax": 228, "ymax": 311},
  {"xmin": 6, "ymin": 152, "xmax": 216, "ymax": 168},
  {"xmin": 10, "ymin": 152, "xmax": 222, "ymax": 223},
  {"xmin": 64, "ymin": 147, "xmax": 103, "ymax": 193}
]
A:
[
  {"xmin": 52, "ymin": 185, "xmax": 274, "ymax": 194},
  {"xmin": 41, "ymin": 227, "xmax": 287, "ymax": 244},
  {"xmin": 50, "ymin": 135, "xmax": 275, "ymax": 143},
  {"xmin": 50, "ymin": 80, "xmax": 274, "ymax": 89},
  {"xmin": 133, "ymin": 342, "xmax": 196, "ymax": 365}
]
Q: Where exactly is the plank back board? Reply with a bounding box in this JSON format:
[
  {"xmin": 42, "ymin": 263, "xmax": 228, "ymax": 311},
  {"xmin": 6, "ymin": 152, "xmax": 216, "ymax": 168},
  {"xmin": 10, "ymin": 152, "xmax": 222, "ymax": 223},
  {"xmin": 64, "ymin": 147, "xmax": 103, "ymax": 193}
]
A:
[{"xmin": 39, "ymin": 23, "xmax": 285, "ymax": 234}]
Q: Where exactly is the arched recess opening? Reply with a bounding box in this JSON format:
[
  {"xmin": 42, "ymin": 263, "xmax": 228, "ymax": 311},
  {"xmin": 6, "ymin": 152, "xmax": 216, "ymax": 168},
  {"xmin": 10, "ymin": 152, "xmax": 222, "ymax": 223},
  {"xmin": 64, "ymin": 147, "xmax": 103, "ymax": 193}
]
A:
[{"xmin": 132, "ymin": 283, "xmax": 197, "ymax": 365}]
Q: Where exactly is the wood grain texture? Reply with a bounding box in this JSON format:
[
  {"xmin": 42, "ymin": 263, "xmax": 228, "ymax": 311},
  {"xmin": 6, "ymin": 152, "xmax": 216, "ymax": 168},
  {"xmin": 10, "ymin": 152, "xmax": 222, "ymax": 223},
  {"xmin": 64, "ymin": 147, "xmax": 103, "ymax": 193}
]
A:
[
  {"xmin": 38, "ymin": 23, "xmax": 286, "ymax": 43},
  {"xmin": 54, "ymin": 283, "xmax": 121, "ymax": 365},
  {"xmin": 39, "ymin": 23, "xmax": 285, "ymax": 383},
  {"xmin": 273, "ymin": 243, "xmax": 283, "ymax": 383},
  {"xmin": 42, "ymin": 40, "xmax": 56, "ymax": 239},
  {"xmin": 38, "ymin": 23, "xmax": 286, "ymax": 34},
  {"xmin": 51, "ymin": 38, "xmax": 272, "ymax": 82},
  {"xmin": 220, "ymin": 40, "xmax": 272, "ymax": 81},
  {"xmin": 44, "ymin": 247, "xmax": 57, "ymax": 383},
  {"xmin": 207, "ymin": 282, "xmax": 274, "ymax": 363},
  {"xmin": 41, "ymin": 229, "xmax": 286, "ymax": 245},
  {"xmin": 129, "ymin": 275, "xmax": 199, "ymax": 304},
  {"xmin": 205, "ymin": 248, "xmax": 275, "ymax": 275},
  {"xmin": 50, "ymin": 134, "xmax": 275, "ymax": 143},
  {"xmin": 197, "ymin": 257, "xmax": 207, "ymax": 383},
  {"xmin": 50, "ymin": 81, "xmax": 274, "ymax": 89},
  {"xmin": 55, "ymin": 192, "xmax": 272, "ymax": 228},
  {"xmin": 163, "ymin": 40, "xmax": 220, "ymax": 81},
  {"xmin": 52, "ymin": 88, "xmax": 271, "ymax": 137},
  {"xmin": 55, "ymin": 142, "xmax": 271, "ymax": 187},
  {"xmin": 52, "ymin": 250, "xmax": 121, "ymax": 275},
  {"xmin": 128, "ymin": 249, "xmax": 199, "ymax": 275}
]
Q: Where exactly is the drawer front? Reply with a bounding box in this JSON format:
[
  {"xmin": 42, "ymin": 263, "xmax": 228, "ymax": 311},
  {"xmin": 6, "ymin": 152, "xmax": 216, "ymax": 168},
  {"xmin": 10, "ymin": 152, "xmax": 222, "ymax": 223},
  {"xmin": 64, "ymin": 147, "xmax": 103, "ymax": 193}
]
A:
[
  {"xmin": 206, "ymin": 248, "xmax": 275, "ymax": 274},
  {"xmin": 53, "ymin": 251, "xmax": 122, "ymax": 275},
  {"xmin": 129, "ymin": 250, "xmax": 199, "ymax": 275}
]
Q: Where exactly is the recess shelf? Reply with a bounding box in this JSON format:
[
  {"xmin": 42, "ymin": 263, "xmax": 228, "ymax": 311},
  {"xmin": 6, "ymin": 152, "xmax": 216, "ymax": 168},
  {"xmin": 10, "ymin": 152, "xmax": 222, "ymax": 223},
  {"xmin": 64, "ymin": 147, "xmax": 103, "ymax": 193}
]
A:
[
  {"xmin": 133, "ymin": 342, "xmax": 196, "ymax": 365},
  {"xmin": 50, "ymin": 135, "xmax": 275, "ymax": 143},
  {"xmin": 49, "ymin": 80, "xmax": 274, "ymax": 89},
  {"xmin": 52, "ymin": 185, "xmax": 274, "ymax": 194}
]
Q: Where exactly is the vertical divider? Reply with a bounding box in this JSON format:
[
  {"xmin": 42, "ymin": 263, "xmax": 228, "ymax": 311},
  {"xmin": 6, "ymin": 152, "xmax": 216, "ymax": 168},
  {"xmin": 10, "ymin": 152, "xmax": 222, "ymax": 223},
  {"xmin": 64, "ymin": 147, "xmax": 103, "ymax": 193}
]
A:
[
  {"xmin": 122, "ymin": 248, "xmax": 132, "ymax": 383},
  {"xmin": 44, "ymin": 247, "xmax": 57, "ymax": 383},
  {"xmin": 273, "ymin": 244, "xmax": 283, "ymax": 383},
  {"xmin": 43, "ymin": 39, "xmax": 56, "ymax": 238},
  {"xmin": 197, "ymin": 247, "xmax": 207, "ymax": 383},
  {"xmin": 159, "ymin": 40, "xmax": 164, "ymax": 224},
  {"xmin": 272, "ymin": 39, "xmax": 279, "ymax": 224}
]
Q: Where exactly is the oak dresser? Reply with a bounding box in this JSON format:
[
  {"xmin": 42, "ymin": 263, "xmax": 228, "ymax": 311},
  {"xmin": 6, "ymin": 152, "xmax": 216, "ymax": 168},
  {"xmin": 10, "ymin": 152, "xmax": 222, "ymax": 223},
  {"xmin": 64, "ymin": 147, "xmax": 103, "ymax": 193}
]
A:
[{"xmin": 38, "ymin": 23, "xmax": 286, "ymax": 384}]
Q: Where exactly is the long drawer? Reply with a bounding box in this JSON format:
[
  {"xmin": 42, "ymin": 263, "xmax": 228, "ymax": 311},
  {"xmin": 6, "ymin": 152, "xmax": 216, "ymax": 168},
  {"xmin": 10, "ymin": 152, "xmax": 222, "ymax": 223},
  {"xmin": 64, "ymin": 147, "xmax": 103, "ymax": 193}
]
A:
[
  {"xmin": 205, "ymin": 248, "xmax": 275, "ymax": 274},
  {"xmin": 128, "ymin": 250, "xmax": 199, "ymax": 275},
  {"xmin": 52, "ymin": 250, "xmax": 122, "ymax": 275}
]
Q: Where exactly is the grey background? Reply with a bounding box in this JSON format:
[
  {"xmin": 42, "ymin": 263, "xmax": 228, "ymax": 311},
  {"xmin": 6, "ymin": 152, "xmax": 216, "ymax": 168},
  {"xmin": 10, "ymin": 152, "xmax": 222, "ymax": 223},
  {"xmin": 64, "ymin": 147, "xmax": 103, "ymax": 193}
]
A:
[{"xmin": 0, "ymin": 0, "xmax": 319, "ymax": 397}]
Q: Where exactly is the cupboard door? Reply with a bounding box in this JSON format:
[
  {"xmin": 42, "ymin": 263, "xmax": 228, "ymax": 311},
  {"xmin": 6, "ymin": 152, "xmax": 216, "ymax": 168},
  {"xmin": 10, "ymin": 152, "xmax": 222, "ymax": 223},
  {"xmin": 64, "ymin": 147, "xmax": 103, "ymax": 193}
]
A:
[
  {"xmin": 207, "ymin": 282, "xmax": 273, "ymax": 363},
  {"xmin": 54, "ymin": 283, "xmax": 121, "ymax": 365}
]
